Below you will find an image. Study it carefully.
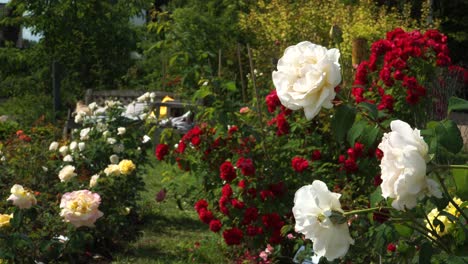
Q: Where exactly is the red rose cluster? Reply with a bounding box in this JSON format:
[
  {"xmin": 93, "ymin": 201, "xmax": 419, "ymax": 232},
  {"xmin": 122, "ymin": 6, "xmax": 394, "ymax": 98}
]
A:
[
  {"xmin": 352, "ymin": 28, "xmax": 463, "ymax": 112},
  {"xmin": 265, "ymin": 90, "xmax": 291, "ymax": 136},
  {"xmin": 16, "ymin": 130, "xmax": 31, "ymax": 142}
]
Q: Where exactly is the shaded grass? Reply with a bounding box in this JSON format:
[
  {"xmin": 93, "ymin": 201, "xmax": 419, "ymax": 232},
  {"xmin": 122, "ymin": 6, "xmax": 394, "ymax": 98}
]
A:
[{"xmin": 112, "ymin": 158, "xmax": 228, "ymax": 264}]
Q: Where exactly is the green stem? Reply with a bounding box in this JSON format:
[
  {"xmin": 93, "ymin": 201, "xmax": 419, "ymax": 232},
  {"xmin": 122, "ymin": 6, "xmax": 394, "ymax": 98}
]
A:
[
  {"xmin": 433, "ymin": 164, "xmax": 468, "ymax": 170},
  {"xmin": 343, "ymin": 206, "xmax": 392, "ymax": 216}
]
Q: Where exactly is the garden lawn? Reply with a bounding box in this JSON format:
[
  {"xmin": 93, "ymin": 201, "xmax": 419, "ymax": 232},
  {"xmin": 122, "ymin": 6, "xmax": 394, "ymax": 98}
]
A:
[{"xmin": 113, "ymin": 158, "xmax": 228, "ymax": 264}]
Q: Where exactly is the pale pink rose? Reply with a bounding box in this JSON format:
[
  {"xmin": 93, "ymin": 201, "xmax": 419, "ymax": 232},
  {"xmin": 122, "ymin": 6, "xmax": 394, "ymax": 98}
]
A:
[
  {"xmin": 239, "ymin": 107, "xmax": 250, "ymax": 114},
  {"xmin": 7, "ymin": 184, "xmax": 37, "ymax": 209},
  {"xmin": 60, "ymin": 190, "xmax": 104, "ymax": 228},
  {"xmin": 259, "ymin": 251, "xmax": 269, "ymax": 261}
]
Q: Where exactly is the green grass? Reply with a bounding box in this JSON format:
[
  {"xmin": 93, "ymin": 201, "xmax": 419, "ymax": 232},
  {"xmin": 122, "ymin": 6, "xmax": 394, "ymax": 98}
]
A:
[{"xmin": 112, "ymin": 159, "xmax": 228, "ymax": 264}]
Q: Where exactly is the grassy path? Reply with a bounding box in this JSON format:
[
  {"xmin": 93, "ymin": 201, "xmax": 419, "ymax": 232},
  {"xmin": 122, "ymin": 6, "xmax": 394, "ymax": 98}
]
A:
[{"xmin": 113, "ymin": 161, "xmax": 227, "ymax": 264}]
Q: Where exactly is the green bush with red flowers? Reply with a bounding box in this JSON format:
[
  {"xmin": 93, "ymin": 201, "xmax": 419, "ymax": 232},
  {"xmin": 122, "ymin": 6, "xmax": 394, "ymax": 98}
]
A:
[{"xmin": 154, "ymin": 28, "xmax": 468, "ymax": 263}]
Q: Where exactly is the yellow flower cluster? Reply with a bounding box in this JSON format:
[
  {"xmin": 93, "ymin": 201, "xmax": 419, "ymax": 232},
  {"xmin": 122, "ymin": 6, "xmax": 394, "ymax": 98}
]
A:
[{"xmin": 425, "ymin": 197, "xmax": 466, "ymax": 238}]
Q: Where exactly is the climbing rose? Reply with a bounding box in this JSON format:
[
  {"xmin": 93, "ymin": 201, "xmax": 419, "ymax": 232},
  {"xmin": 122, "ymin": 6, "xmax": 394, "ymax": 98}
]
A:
[
  {"xmin": 236, "ymin": 157, "xmax": 255, "ymax": 176},
  {"xmin": 272, "ymin": 41, "xmax": 341, "ymax": 120}
]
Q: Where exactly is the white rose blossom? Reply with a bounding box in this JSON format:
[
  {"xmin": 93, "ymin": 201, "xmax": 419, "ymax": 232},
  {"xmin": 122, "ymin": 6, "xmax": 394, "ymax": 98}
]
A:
[
  {"xmin": 78, "ymin": 142, "xmax": 85, "ymax": 152},
  {"xmin": 80, "ymin": 128, "xmax": 91, "ymax": 140},
  {"xmin": 378, "ymin": 120, "xmax": 442, "ymax": 210},
  {"xmin": 58, "ymin": 165, "xmax": 77, "ymax": 182},
  {"xmin": 89, "ymin": 174, "xmax": 100, "ymax": 188},
  {"xmin": 63, "ymin": 154, "xmax": 73, "ymax": 162},
  {"xmin": 142, "ymin": 135, "xmax": 151, "ymax": 144},
  {"xmin": 69, "ymin": 141, "xmax": 78, "ymax": 152},
  {"xmin": 59, "ymin": 146, "xmax": 69, "ymax": 155},
  {"xmin": 49, "ymin": 141, "xmax": 59, "ymax": 151},
  {"xmin": 117, "ymin": 127, "xmax": 126, "ymax": 135},
  {"xmin": 7, "ymin": 184, "xmax": 37, "ymax": 209},
  {"xmin": 107, "ymin": 137, "xmax": 117, "ymax": 145},
  {"xmin": 272, "ymin": 41, "xmax": 341, "ymax": 120},
  {"xmin": 292, "ymin": 180, "xmax": 354, "ymax": 262}
]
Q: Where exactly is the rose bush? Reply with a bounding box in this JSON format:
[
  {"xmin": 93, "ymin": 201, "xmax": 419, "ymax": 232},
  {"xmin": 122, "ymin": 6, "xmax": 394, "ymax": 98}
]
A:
[
  {"xmin": 155, "ymin": 28, "xmax": 468, "ymax": 263},
  {"xmin": 0, "ymin": 99, "xmax": 155, "ymax": 262}
]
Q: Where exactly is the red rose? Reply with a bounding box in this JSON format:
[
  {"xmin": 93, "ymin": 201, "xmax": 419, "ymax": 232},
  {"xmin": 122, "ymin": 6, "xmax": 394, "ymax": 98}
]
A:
[
  {"xmin": 223, "ymin": 227, "xmax": 243, "ymax": 245},
  {"xmin": 155, "ymin": 144, "xmax": 169, "ymax": 161},
  {"xmin": 209, "ymin": 219, "xmax": 222, "ymax": 232},
  {"xmin": 231, "ymin": 199, "xmax": 245, "ymax": 209},
  {"xmin": 242, "ymin": 207, "xmax": 259, "ymax": 225},
  {"xmin": 198, "ymin": 208, "xmax": 214, "ymax": 224},
  {"xmin": 236, "ymin": 157, "xmax": 255, "ymax": 176},
  {"xmin": 265, "ymin": 90, "xmax": 281, "ymax": 113},
  {"xmin": 194, "ymin": 199, "xmax": 209, "ymax": 212},
  {"xmin": 220, "ymin": 161, "xmax": 237, "ymax": 182},
  {"xmin": 387, "ymin": 243, "xmax": 397, "ymax": 252},
  {"xmin": 291, "ymin": 157, "xmax": 309, "ymax": 173},
  {"xmin": 221, "ymin": 184, "xmax": 233, "ymax": 198},
  {"xmin": 311, "ymin": 150, "xmax": 321, "ymax": 161}
]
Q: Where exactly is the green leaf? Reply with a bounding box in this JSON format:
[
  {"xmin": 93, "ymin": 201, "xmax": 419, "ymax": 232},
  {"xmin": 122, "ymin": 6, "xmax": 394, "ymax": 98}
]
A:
[
  {"xmin": 358, "ymin": 102, "xmax": 378, "ymax": 120},
  {"xmin": 370, "ymin": 186, "xmax": 383, "ymax": 207},
  {"xmin": 448, "ymin": 96, "xmax": 468, "ymax": 113},
  {"xmin": 394, "ymin": 224, "xmax": 413, "ymax": 238},
  {"xmin": 438, "ymin": 120, "xmax": 463, "ymax": 154},
  {"xmin": 347, "ymin": 120, "xmax": 366, "ymax": 145},
  {"xmin": 361, "ymin": 125, "xmax": 380, "ymax": 147},
  {"xmin": 331, "ymin": 105, "xmax": 356, "ymax": 143},
  {"xmin": 452, "ymin": 167, "xmax": 468, "ymax": 200},
  {"xmin": 224, "ymin": 81, "xmax": 237, "ymax": 92}
]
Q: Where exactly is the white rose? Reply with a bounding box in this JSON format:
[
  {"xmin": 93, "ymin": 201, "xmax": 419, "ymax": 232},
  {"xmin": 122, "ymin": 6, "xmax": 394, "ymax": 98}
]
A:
[
  {"xmin": 49, "ymin": 141, "xmax": 59, "ymax": 151},
  {"xmin": 80, "ymin": 128, "xmax": 91, "ymax": 140},
  {"xmin": 58, "ymin": 165, "xmax": 77, "ymax": 182},
  {"xmin": 107, "ymin": 138, "xmax": 117, "ymax": 145},
  {"xmin": 109, "ymin": 154, "xmax": 119, "ymax": 164},
  {"xmin": 272, "ymin": 41, "xmax": 341, "ymax": 120},
  {"xmin": 78, "ymin": 142, "xmax": 85, "ymax": 152},
  {"xmin": 137, "ymin": 92, "xmax": 150, "ymax": 103},
  {"xmin": 63, "ymin": 154, "xmax": 73, "ymax": 162},
  {"xmin": 74, "ymin": 113, "xmax": 84, "ymax": 123},
  {"xmin": 117, "ymin": 127, "xmax": 126, "ymax": 135},
  {"xmin": 104, "ymin": 164, "xmax": 120, "ymax": 176},
  {"xmin": 69, "ymin": 141, "xmax": 78, "ymax": 152},
  {"xmin": 378, "ymin": 120, "xmax": 442, "ymax": 210},
  {"xmin": 142, "ymin": 135, "xmax": 151, "ymax": 144},
  {"xmin": 292, "ymin": 180, "xmax": 354, "ymax": 261},
  {"xmin": 59, "ymin": 146, "xmax": 69, "ymax": 155},
  {"xmin": 88, "ymin": 102, "xmax": 98, "ymax": 111},
  {"xmin": 89, "ymin": 174, "xmax": 100, "ymax": 188},
  {"xmin": 7, "ymin": 184, "xmax": 37, "ymax": 209}
]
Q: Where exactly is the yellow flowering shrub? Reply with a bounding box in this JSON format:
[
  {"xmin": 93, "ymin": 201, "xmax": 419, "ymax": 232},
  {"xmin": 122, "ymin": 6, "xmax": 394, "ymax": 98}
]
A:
[{"xmin": 239, "ymin": 0, "xmax": 439, "ymax": 83}]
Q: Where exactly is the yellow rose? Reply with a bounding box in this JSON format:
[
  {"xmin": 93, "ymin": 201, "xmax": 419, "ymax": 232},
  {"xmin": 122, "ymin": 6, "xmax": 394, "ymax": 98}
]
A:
[
  {"xmin": 0, "ymin": 214, "xmax": 12, "ymax": 228},
  {"xmin": 426, "ymin": 197, "xmax": 466, "ymax": 238},
  {"xmin": 118, "ymin": 159, "xmax": 136, "ymax": 175}
]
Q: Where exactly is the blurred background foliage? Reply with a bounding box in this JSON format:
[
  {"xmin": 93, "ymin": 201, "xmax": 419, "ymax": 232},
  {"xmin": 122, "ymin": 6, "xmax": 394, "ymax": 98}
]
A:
[{"xmin": 0, "ymin": 0, "xmax": 466, "ymax": 126}]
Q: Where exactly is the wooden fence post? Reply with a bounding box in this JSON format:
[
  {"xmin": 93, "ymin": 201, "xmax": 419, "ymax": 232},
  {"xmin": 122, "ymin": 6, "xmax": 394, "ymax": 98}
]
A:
[{"xmin": 352, "ymin": 38, "xmax": 368, "ymax": 67}]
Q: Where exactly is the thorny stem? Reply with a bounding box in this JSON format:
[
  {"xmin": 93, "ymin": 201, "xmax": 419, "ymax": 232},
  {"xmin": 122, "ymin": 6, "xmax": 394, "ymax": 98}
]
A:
[{"xmin": 343, "ymin": 206, "xmax": 393, "ymax": 217}]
